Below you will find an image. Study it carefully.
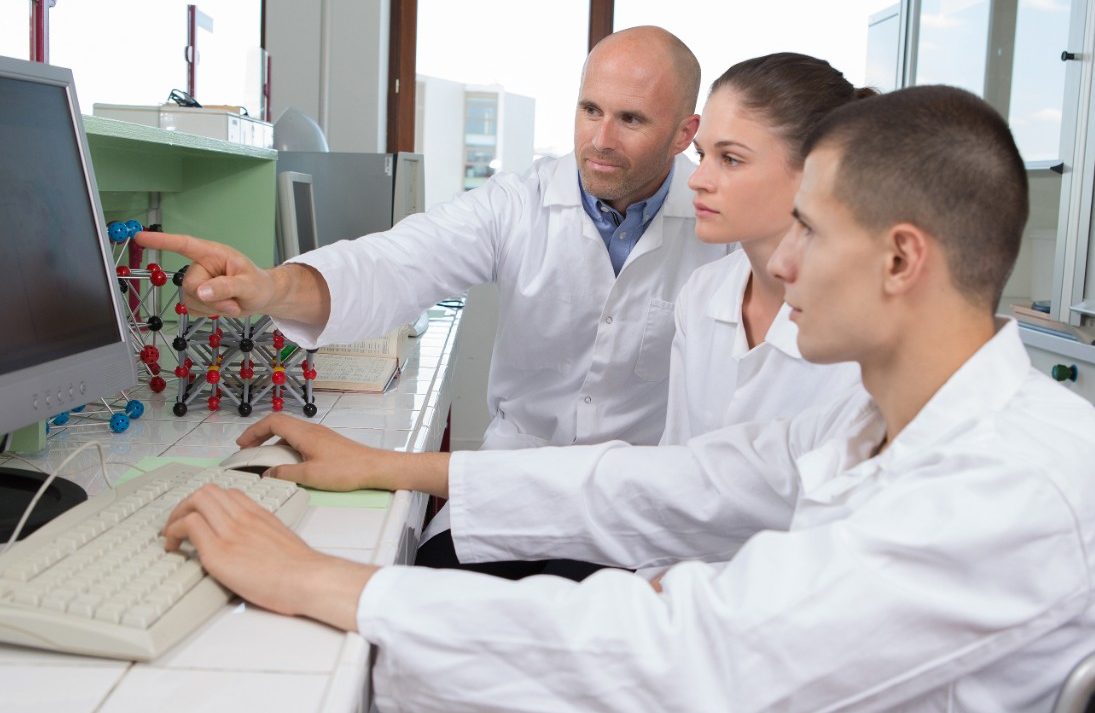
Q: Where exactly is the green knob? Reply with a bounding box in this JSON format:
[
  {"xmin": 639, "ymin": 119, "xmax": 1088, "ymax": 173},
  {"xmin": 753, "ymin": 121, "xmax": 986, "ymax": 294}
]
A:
[{"xmin": 1051, "ymin": 364, "xmax": 1078, "ymax": 382}]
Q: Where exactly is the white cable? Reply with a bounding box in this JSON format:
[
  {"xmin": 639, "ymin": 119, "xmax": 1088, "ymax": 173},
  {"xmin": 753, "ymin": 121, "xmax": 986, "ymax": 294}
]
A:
[
  {"xmin": 5, "ymin": 453, "xmax": 148, "ymax": 491},
  {"xmin": 2, "ymin": 441, "xmax": 108, "ymax": 553}
]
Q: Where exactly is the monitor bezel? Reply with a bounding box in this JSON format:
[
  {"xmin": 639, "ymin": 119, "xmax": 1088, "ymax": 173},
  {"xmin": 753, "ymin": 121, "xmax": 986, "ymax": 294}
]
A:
[{"xmin": 0, "ymin": 56, "xmax": 135, "ymax": 436}]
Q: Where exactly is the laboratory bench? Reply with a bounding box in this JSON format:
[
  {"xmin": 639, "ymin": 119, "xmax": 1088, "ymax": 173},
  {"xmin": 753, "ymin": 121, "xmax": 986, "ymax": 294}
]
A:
[{"xmin": 0, "ymin": 305, "xmax": 463, "ymax": 713}]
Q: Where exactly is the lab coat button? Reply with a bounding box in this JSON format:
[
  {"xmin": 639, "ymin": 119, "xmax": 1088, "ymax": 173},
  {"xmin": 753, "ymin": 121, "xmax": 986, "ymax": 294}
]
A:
[
  {"xmin": 605, "ymin": 316, "xmax": 613, "ymax": 324},
  {"xmin": 584, "ymin": 396, "xmax": 592, "ymax": 404}
]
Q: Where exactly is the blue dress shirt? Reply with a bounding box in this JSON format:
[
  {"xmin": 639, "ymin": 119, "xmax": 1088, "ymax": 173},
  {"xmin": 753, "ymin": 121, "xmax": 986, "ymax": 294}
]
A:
[{"xmin": 579, "ymin": 167, "xmax": 674, "ymax": 276}]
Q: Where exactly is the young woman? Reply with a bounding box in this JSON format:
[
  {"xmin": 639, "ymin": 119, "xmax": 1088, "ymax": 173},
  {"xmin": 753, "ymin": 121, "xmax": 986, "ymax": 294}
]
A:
[{"xmin": 661, "ymin": 53, "xmax": 874, "ymax": 445}]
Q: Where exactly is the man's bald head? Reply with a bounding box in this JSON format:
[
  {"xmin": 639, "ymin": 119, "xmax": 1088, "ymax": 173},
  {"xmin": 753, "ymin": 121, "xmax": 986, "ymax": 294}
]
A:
[
  {"xmin": 584, "ymin": 26, "xmax": 701, "ymax": 119},
  {"xmin": 573, "ymin": 26, "xmax": 700, "ymax": 211}
]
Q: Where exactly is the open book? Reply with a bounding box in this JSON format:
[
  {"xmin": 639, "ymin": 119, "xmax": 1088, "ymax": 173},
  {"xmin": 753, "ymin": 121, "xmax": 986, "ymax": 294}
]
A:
[{"xmin": 311, "ymin": 325, "xmax": 413, "ymax": 393}]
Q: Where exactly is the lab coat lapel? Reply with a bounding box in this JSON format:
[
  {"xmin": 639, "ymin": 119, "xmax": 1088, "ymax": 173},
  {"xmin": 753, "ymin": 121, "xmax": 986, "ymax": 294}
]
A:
[
  {"xmin": 620, "ymin": 154, "xmax": 696, "ymax": 271},
  {"xmin": 542, "ymin": 153, "xmax": 581, "ymax": 208}
]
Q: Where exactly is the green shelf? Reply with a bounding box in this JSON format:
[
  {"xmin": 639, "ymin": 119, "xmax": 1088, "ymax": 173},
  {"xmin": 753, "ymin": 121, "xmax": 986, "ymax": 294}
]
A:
[{"xmin": 84, "ymin": 115, "xmax": 278, "ymax": 271}]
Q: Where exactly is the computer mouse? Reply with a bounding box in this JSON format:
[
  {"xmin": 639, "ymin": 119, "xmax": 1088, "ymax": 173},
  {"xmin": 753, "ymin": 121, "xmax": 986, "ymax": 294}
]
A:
[{"xmin": 219, "ymin": 443, "xmax": 304, "ymax": 475}]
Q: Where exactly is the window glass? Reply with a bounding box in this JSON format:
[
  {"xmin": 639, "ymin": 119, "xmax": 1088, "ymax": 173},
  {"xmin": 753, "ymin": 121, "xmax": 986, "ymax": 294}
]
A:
[
  {"xmin": 914, "ymin": 0, "xmax": 990, "ymax": 93},
  {"xmin": 613, "ymin": 0, "xmax": 899, "ymax": 159},
  {"xmin": 614, "ymin": 1, "xmax": 900, "ymax": 93},
  {"xmin": 0, "ymin": 3, "xmax": 30, "ymax": 60},
  {"xmin": 912, "ymin": 0, "xmax": 1073, "ymax": 162},
  {"xmin": 867, "ymin": 4, "xmax": 902, "ymax": 92},
  {"xmin": 417, "ymin": 0, "xmax": 588, "ymax": 205},
  {"xmin": 46, "ymin": 1, "xmax": 262, "ymax": 116},
  {"xmin": 1008, "ymin": 0, "xmax": 1072, "ymax": 162}
]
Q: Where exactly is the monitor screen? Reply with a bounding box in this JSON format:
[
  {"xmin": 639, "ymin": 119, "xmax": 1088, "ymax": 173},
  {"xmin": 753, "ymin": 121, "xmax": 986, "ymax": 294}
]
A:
[
  {"xmin": 0, "ymin": 57, "xmax": 133, "ymax": 438},
  {"xmin": 0, "ymin": 75, "xmax": 122, "ymax": 377},
  {"xmin": 292, "ymin": 179, "xmax": 318, "ymax": 254},
  {"xmin": 391, "ymin": 152, "xmax": 425, "ymax": 225},
  {"xmin": 276, "ymin": 171, "xmax": 318, "ymax": 262}
]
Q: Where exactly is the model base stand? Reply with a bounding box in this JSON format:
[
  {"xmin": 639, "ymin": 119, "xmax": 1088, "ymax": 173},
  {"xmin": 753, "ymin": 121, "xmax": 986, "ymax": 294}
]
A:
[
  {"xmin": 47, "ymin": 392, "xmax": 145, "ymax": 436},
  {"xmin": 106, "ymin": 219, "xmax": 318, "ymax": 418}
]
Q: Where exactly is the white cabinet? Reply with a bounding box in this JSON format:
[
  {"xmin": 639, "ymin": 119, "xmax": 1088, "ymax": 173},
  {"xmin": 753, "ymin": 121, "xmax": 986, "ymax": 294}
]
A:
[{"xmin": 1023, "ymin": 331, "xmax": 1095, "ymax": 403}]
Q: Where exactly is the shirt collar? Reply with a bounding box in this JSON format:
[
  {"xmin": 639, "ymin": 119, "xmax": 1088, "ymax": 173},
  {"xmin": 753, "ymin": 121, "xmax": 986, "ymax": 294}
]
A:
[
  {"xmin": 544, "ymin": 152, "xmax": 696, "ymax": 219},
  {"xmin": 794, "ymin": 318, "xmax": 1030, "ymax": 511},
  {"xmin": 578, "ymin": 165, "xmax": 674, "ymax": 228},
  {"xmin": 705, "ymin": 253, "xmax": 803, "ymax": 359},
  {"xmin": 881, "ymin": 318, "xmax": 1029, "ymax": 460}
]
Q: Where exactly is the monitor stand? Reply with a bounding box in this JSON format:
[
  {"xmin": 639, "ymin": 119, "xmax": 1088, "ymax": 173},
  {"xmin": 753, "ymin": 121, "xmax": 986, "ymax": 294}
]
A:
[{"xmin": 0, "ymin": 466, "xmax": 87, "ymax": 543}]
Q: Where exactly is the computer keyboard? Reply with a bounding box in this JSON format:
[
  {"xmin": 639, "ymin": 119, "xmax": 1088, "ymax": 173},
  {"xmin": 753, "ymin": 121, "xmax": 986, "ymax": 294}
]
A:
[{"xmin": 0, "ymin": 462, "xmax": 309, "ymax": 661}]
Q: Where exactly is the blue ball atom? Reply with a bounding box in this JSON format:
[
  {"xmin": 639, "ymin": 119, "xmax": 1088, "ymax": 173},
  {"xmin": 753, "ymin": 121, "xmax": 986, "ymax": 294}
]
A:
[
  {"xmin": 71, "ymin": 405, "xmax": 86, "ymax": 413},
  {"xmin": 125, "ymin": 400, "xmax": 145, "ymax": 419},
  {"xmin": 109, "ymin": 413, "xmax": 130, "ymax": 433},
  {"xmin": 51, "ymin": 412, "xmax": 70, "ymax": 426},
  {"xmin": 125, "ymin": 219, "xmax": 144, "ymax": 238},
  {"xmin": 107, "ymin": 221, "xmax": 129, "ymax": 243}
]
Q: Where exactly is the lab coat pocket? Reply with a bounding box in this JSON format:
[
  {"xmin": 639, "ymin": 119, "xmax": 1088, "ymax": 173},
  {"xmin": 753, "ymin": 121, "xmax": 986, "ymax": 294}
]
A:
[{"xmin": 634, "ymin": 298, "xmax": 676, "ymax": 382}]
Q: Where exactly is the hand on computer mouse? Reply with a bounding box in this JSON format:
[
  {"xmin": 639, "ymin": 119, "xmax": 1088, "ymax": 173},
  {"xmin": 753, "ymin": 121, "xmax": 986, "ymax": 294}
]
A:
[{"xmin": 236, "ymin": 413, "xmax": 407, "ymax": 492}]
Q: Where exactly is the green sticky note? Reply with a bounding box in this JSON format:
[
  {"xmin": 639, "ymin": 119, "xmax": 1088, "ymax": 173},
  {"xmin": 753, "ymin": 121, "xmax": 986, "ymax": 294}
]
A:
[
  {"xmin": 306, "ymin": 489, "xmax": 393, "ymax": 509},
  {"xmin": 123, "ymin": 456, "xmax": 391, "ymax": 508}
]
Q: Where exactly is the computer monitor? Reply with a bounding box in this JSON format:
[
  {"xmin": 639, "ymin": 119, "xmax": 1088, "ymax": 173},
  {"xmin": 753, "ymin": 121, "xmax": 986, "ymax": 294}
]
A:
[
  {"xmin": 0, "ymin": 56, "xmax": 136, "ymax": 539},
  {"xmin": 275, "ymin": 171, "xmax": 319, "ymax": 263},
  {"xmin": 391, "ymin": 152, "xmax": 425, "ymax": 225}
]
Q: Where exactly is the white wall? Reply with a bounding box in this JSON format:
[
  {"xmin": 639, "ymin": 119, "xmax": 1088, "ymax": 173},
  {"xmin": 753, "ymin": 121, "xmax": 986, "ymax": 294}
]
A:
[
  {"xmin": 264, "ymin": 0, "xmax": 388, "ymax": 152},
  {"xmin": 416, "ymin": 75, "xmax": 466, "ymax": 208},
  {"xmin": 500, "ymin": 92, "xmax": 535, "ymax": 172}
]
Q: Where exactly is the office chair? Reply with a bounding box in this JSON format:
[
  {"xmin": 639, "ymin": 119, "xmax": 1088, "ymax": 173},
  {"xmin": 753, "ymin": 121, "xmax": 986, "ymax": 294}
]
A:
[{"xmin": 1053, "ymin": 650, "xmax": 1095, "ymax": 713}]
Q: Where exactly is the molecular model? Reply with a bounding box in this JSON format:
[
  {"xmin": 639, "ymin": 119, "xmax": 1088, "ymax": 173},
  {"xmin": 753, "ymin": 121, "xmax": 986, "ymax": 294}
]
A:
[
  {"xmin": 168, "ymin": 296, "xmax": 319, "ymax": 418},
  {"xmin": 46, "ymin": 219, "xmax": 150, "ymax": 435},
  {"xmin": 108, "ymin": 219, "xmax": 319, "ymax": 419}
]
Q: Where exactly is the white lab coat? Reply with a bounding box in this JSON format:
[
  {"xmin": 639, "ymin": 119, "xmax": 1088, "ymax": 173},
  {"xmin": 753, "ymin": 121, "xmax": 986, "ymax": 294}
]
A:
[
  {"xmin": 359, "ymin": 320, "xmax": 1095, "ymax": 712},
  {"xmin": 278, "ymin": 153, "xmax": 727, "ymax": 450},
  {"xmin": 660, "ymin": 250, "xmax": 861, "ymax": 445}
]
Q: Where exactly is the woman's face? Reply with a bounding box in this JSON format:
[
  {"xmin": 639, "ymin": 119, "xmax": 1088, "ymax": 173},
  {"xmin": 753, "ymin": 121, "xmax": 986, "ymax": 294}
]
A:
[{"xmin": 689, "ymin": 88, "xmax": 802, "ymax": 245}]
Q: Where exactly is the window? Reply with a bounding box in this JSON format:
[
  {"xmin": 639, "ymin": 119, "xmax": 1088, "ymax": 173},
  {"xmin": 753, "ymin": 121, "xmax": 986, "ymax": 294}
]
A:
[
  {"xmin": 416, "ymin": 0, "xmax": 588, "ymax": 206},
  {"xmin": 613, "ymin": 1, "xmax": 899, "ymax": 93},
  {"xmin": 612, "ymin": 0, "xmax": 899, "ymax": 159},
  {"xmin": 8, "ymin": 2, "xmax": 262, "ymax": 116},
  {"xmin": 0, "ymin": 4, "xmax": 30, "ymax": 60}
]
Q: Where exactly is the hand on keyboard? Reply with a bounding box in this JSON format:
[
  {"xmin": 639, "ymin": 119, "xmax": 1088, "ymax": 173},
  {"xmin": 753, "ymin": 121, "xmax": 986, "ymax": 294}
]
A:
[
  {"xmin": 163, "ymin": 483, "xmax": 377, "ymax": 633},
  {"xmin": 0, "ymin": 463, "xmax": 311, "ymax": 660},
  {"xmin": 162, "ymin": 484, "xmax": 324, "ymax": 617}
]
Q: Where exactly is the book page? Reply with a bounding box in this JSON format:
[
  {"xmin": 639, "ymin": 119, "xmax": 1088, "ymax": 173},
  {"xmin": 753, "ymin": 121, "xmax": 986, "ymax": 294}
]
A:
[
  {"xmin": 318, "ymin": 324, "xmax": 411, "ymax": 360},
  {"xmin": 312, "ymin": 353, "xmax": 397, "ymax": 392}
]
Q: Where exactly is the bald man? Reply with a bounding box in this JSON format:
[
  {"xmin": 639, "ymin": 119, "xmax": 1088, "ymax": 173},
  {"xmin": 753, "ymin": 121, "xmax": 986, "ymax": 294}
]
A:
[{"xmin": 139, "ymin": 26, "xmax": 727, "ymax": 578}]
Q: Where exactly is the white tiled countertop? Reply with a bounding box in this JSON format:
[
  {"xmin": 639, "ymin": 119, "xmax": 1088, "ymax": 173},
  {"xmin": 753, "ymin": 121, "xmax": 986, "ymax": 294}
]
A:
[{"xmin": 0, "ymin": 305, "xmax": 463, "ymax": 713}]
